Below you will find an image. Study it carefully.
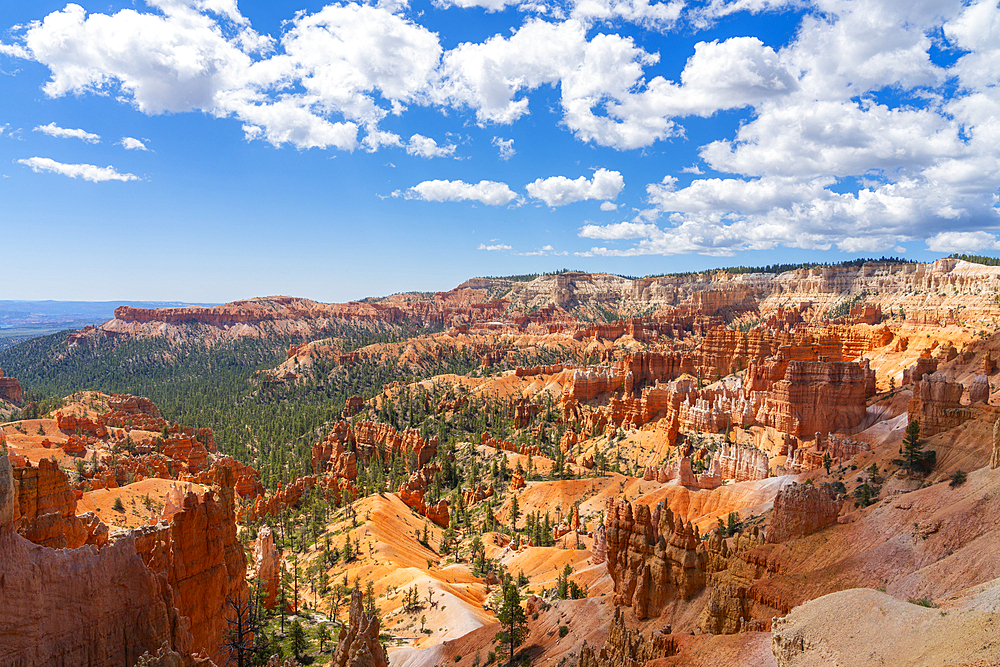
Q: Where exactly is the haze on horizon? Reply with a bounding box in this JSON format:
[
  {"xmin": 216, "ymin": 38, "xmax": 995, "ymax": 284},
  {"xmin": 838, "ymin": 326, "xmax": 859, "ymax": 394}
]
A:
[{"xmin": 1, "ymin": 0, "xmax": 999, "ymax": 303}]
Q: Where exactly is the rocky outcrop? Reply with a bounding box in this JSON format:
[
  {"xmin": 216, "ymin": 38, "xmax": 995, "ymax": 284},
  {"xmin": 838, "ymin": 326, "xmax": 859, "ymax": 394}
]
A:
[
  {"xmin": 56, "ymin": 412, "xmax": 108, "ymax": 438},
  {"xmin": 969, "ymin": 374, "xmax": 990, "ymax": 403},
  {"xmin": 311, "ymin": 421, "xmax": 358, "ymax": 479},
  {"xmin": 253, "ymin": 525, "xmax": 280, "ymax": 609},
  {"xmin": 0, "ymin": 455, "xmax": 16, "ymax": 526},
  {"xmin": 78, "ymin": 511, "xmax": 109, "ymax": 548},
  {"xmin": 992, "ymin": 419, "xmax": 1000, "ymax": 470},
  {"xmin": 159, "ymin": 435, "xmax": 209, "ymax": 474},
  {"xmin": 749, "ymin": 357, "xmax": 874, "ymax": 438},
  {"xmin": 240, "ymin": 474, "xmax": 348, "ymax": 523},
  {"xmin": 509, "ymin": 467, "xmax": 526, "ymax": 492},
  {"xmin": 462, "ymin": 483, "xmax": 493, "ymax": 506},
  {"xmin": 605, "ymin": 497, "xmax": 706, "ymax": 619},
  {"xmin": 0, "ymin": 368, "xmax": 23, "ymax": 404},
  {"xmin": 566, "ymin": 367, "xmax": 628, "ymax": 402},
  {"xmin": 510, "ymin": 397, "xmax": 539, "ymax": 428},
  {"xmin": 12, "ymin": 458, "xmax": 87, "ymax": 549},
  {"xmin": 715, "ymin": 443, "xmax": 769, "ymax": 482},
  {"xmin": 134, "ymin": 466, "xmax": 248, "ymax": 663},
  {"xmin": 907, "ymin": 372, "xmax": 973, "ymax": 437},
  {"xmin": 342, "ymin": 395, "xmax": 364, "ymax": 418},
  {"xmin": 398, "ymin": 464, "xmax": 450, "ymax": 528},
  {"xmin": 190, "ymin": 456, "xmax": 264, "ymax": 499},
  {"xmin": 766, "ymin": 483, "xmax": 841, "ymax": 544},
  {"xmin": 107, "ymin": 394, "xmax": 161, "ymax": 417},
  {"xmin": 331, "ymin": 588, "xmax": 389, "ymax": 667},
  {"xmin": 0, "ymin": 454, "xmax": 193, "ymax": 667},
  {"xmin": 480, "ymin": 431, "xmax": 542, "ymax": 457},
  {"xmin": 353, "ymin": 421, "xmax": 438, "ymax": 469},
  {"xmin": 902, "ymin": 355, "xmax": 938, "ymax": 385},
  {"xmin": 697, "ymin": 526, "xmax": 777, "ymax": 634},
  {"xmin": 578, "ymin": 606, "xmax": 679, "ymax": 667},
  {"xmin": 591, "ymin": 525, "xmax": 607, "ymax": 565}
]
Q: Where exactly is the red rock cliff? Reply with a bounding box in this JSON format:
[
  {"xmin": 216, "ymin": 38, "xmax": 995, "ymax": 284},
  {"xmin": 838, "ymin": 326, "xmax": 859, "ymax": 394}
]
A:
[
  {"xmin": 749, "ymin": 357, "xmax": 874, "ymax": 437},
  {"xmin": 0, "ymin": 455, "xmax": 193, "ymax": 667},
  {"xmin": 605, "ymin": 497, "xmax": 706, "ymax": 619},
  {"xmin": 12, "ymin": 458, "xmax": 87, "ymax": 549},
  {"xmin": 0, "ymin": 368, "xmax": 23, "ymax": 404},
  {"xmin": 766, "ymin": 482, "xmax": 842, "ymax": 544},
  {"xmin": 134, "ymin": 465, "xmax": 248, "ymax": 663}
]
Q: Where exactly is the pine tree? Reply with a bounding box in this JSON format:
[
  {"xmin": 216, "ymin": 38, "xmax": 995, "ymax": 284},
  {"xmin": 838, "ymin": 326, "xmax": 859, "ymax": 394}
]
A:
[
  {"xmin": 509, "ymin": 495, "xmax": 520, "ymax": 533},
  {"xmin": 896, "ymin": 419, "xmax": 934, "ymax": 474},
  {"xmin": 494, "ymin": 580, "xmax": 528, "ymax": 667},
  {"xmin": 289, "ymin": 620, "xmax": 307, "ymax": 660}
]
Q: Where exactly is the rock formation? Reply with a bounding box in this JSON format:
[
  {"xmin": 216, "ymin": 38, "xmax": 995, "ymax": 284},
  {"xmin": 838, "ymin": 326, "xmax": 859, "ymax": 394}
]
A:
[
  {"xmin": 993, "ymin": 418, "xmax": 1000, "ymax": 470},
  {"xmin": 331, "ymin": 588, "xmax": 389, "ymax": 667},
  {"xmin": 312, "ymin": 420, "xmax": 438, "ymax": 477},
  {"xmin": 311, "ymin": 421, "xmax": 358, "ymax": 479},
  {"xmin": 253, "ymin": 525, "xmax": 280, "ymax": 609},
  {"xmin": 605, "ymin": 497, "xmax": 706, "ymax": 619},
  {"xmin": 748, "ymin": 357, "xmax": 875, "ymax": 438},
  {"xmin": 398, "ymin": 464, "xmax": 450, "ymax": 528},
  {"xmin": 240, "ymin": 474, "xmax": 348, "ymax": 523},
  {"xmin": 0, "ymin": 455, "xmax": 193, "ymax": 666},
  {"xmin": 342, "ymin": 395, "xmax": 364, "ymax": 418},
  {"xmin": 133, "ymin": 465, "xmax": 248, "ymax": 663},
  {"xmin": 902, "ymin": 355, "xmax": 938, "ymax": 385},
  {"xmin": 969, "ymin": 374, "xmax": 990, "ymax": 403},
  {"xmin": 766, "ymin": 483, "xmax": 842, "ymax": 544},
  {"xmin": 0, "ymin": 368, "xmax": 23, "ymax": 404},
  {"xmin": 578, "ymin": 606, "xmax": 679, "ymax": 667},
  {"xmin": 907, "ymin": 372, "xmax": 973, "ymax": 437},
  {"xmin": 56, "ymin": 412, "xmax": 108, "ymax": 437},
  {"xmin": 12, "ymin": 458, "xmax": 87, "ymax": 549},
  {"xmin": 714, "ymin": 443, "xmax": 769, "ymax": 482},
  {"xmin": 591, "ymin": 525, "xmax": 607, "ymax": 565}
]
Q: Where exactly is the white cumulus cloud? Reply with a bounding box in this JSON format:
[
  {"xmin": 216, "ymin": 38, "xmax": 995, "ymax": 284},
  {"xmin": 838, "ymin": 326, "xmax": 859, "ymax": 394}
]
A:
[
  {"xmin": 17, "ymin": 156, "xmax": 139, "ymax": 182},
  {"xmin": 492, "ymin": 137, "xmax": 515, "ymax": 161},
  {"xmin": 34, "ymin": 122, "xmax": 100, "ymax": 143},
  {"xmin": 478, "ymin": 242, "xmax": 513, "ymax": 250},
  {"xmin": 406, "ymin": 134, "xmax": 456, "ymax": 158},
  {"xmin": 408, "ymin": 179, "xmax": 519, "ymax": 205},
  {"xmin": 119, "ymin": 137, "xmax": 148, "ymax": 150},
  {"xmin": 527, "ymin": 168, "xmax": 624, "ymax": 206},
  {"xmin": 926, "ymin": 231, "xmax": 1000, "ymax": 253}
]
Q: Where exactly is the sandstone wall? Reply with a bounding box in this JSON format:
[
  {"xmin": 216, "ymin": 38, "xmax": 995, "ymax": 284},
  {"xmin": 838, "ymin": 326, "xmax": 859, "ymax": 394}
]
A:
[
  {"xmin": 12, "ymin": 458, "xmax": 87, "ymax": 549},
  {"xmin": 907, "ymin": 372, "xmax": 973, "ymax": 437},
  {"xmin": 0, "ymin": 455, "xmax": 192, "ymax": 667},
  {"xmin": 0, "ymin": 368, "xmax": 23, "ymax": 404},
  {"xmin": 766, "ymin": 483, "xmax": 841, "ymax": 544},
  {"xmin": 134, "ymin": 466, "xmax": 248, "ymax": 664},
  {"xmin": 605, "ymin": 497, "xmax": 706, "ymax": 619},
  {"xmin": 749, "ymin": 358, "xmax": 874, "ymax": 438}
]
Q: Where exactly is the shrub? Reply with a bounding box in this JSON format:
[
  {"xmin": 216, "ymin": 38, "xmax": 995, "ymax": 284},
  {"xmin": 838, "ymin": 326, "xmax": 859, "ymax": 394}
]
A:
[
  {"xmin": 908, "ymin": 595, "xmax": 938, "ymax": 608},
  {"xmin": 558, "ymin": 625, "xmax": 569, "ymax": 638},
  {"xmin": 112, "ymin": 497, "xmax": 125, "ymax": 512},
  {"xmin": 949, "ymin": 470, "xmax": 967, "ymax": 488}
]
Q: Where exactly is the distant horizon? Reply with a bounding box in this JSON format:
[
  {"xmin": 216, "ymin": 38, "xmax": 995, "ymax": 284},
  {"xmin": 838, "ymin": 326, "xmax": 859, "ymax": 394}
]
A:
[{"xmin": 3, "ymin": 253, "xmax": 995, "ymax": 305}]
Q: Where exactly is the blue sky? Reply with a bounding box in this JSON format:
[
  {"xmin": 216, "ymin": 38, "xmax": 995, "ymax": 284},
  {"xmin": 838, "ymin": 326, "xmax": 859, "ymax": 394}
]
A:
[{"xmin": 1, "ymin": 0, "xmax": 999, "ymax": 302}]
